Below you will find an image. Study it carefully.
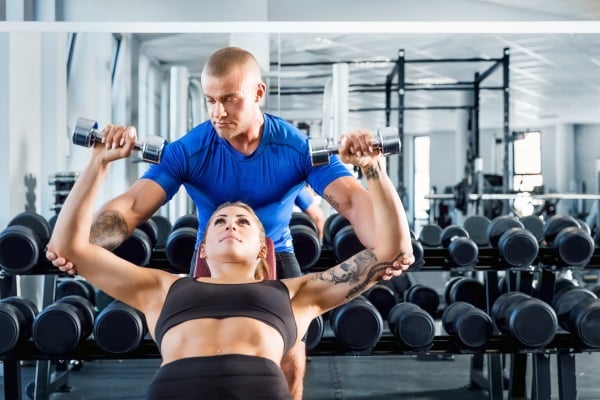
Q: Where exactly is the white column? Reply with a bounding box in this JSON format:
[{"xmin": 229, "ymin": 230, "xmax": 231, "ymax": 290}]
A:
[
  {"xmin": 554, "ymin": 123, "xmax": 575, "ymax": 214},
  {"xmin": 0, "ymin": 33, "xmax": 43, "ymax": 225},
  {"xmin": 331, "ymin": 63, "xmax": 349, "ymax": 140}
]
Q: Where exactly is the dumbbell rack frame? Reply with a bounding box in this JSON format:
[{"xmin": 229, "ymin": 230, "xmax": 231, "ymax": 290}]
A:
[{"xmin": 4, "ymin": 248, "xmax": 600, "ymax": 400}]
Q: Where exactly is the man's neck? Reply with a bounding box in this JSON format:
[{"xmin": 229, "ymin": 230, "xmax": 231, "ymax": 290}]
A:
[{"xmin": 228, "ymin": 114, "xmax": 264, "ymax": 156}]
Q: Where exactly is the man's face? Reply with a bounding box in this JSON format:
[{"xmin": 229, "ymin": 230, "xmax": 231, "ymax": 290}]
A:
[{"xmin": 202, "ymin": 66, "xmax": 262, "ymax": 140}]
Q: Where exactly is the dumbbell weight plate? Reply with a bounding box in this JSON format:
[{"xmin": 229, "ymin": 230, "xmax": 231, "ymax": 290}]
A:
[
  {"xmin": 289, "ymin": 225, "xmax": 321, "ymax": 272},
  {"xmin": 165, "ymin": 227, "xmax": 198, "ymax": 273},
  {"xmin": 330, "ymin": 296, "xmax": 383, "ymax": 351},
  {"xmin": 365, "ymin": 283, "xmax": 397, "ymax": 320},
  {"xmin": 305, "ymin": 315, "xmax": 324, "ymax": 352},
  {"xmin": 552, "ymin": 286, "xmax": 597, "ymax": 329},
  {"xmin": 290, "ymin": 212, "xmax": 318, "ymax": 234},
  {"xmin": 171, "ymin": 214, "xmax": 199, "ymax": 231},
  {"xmin": 388, "ymin": 302, "xmax": 435, "ymax": 349},
  {"xmin": 0, "ymin": 296, "xmax": 38, "ymax": 342},
  {"xmin": 113, "ymin": 228, "xmax": 153, "ymax": 266},
  {"xmin": 463, "ymin": 215, "xmax": 491, "ymax": 247},
  {"xmin": 497, "ymin": 227, "xmax": 539, "ymax": 269},
  {"xmin": 333, "ymin": 225, "xmax": 365, "ymax": 263},
  {"xmin": 404, "ymin": 284, "xmax": 439, "ymax": 317},
  {"xmin": 57, "ymin": 295, "xmax": 96, "ymax": 340},
  {"xmin": 487, "ymin": 216, "xmax": 524, "ymax": 248},
  {"xmin": 418, "ymin": 224, "xmax": 442, "ymax": 247},
  {"xmin": 569, "ymin": 298, "xmax": 600, "ymax": 348},
  {"xmin": 519, "ymin": 215, "xmax": 545, "ymax": 243},
  {"xmin": 543, "ymin": 214, "xmax": 580, "ymax": 244},
  {"xmin": 151, "ymin": 215, "xmax": 172, "ymax": 250},
  {"xmin": 94, "ymin": 300, "xmax": 147, "ymax": 354},
  {"xmin": 552, "ymin": 227, "xmax": 595, "ymax": 267},
  {"xmin": 440, "ymin": 225, "xmax": 469, "ymax": 248}
]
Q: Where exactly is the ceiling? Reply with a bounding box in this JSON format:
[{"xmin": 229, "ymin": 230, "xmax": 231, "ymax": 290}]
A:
[{"xmin": 132, "ymin": 0, "xmax": 600, "ymax": 134}]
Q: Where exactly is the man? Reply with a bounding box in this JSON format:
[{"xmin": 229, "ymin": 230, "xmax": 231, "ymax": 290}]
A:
[{"xmin": 52, "ymin": 46, "xmax": 383, "ymax": 399}]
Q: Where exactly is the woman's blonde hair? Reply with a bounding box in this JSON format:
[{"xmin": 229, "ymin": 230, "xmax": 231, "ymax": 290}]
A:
[{"xmin": 202, "ymin": 201, "xmax": 270, "ymax": 280}]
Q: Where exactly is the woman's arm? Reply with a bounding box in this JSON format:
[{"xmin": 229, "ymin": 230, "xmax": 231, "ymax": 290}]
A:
[
  {"xmin": 290, "ymin": 134, "xmax": 414, "ymax": 319},
  {"xmin": 47, "ymin": 127, "xmax": 174, "ymax": 312}
]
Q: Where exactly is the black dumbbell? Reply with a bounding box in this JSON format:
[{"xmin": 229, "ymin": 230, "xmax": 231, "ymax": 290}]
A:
[
  {"xmin": 387, "ymin": 302, "xmax": 435, "ymax": 350},
  {"xmin": 329, "ymin": 296, "xmax": 383, "ymax": 352},
  {"xmin": 0, "ymin": 296, "xmax": 39, "ymax": 354},
  {"xmin": 33, "ymin": 295, "xmax": 96, "ymax": 355},
  {"xmin": 308, "ymin": 127, "xmax": 401, "ymax": 166},
  {"xmin": 333, "ymin": 225, "xmax": 365, "ymax": 263},
  {"xmin": 442, "ymin": 301, "xmax": 493, "ymax": 348},
  {"xmin": 404, "ymin": 284, "xmax": 440, "ymax": 317},
  {"xmin": 166, "ymin": 217, "xmax": 198, "ymax": 274},
  {"xmin": 408, "ymin": 238, "xmax": 425, "ymax": 271},
  {"xmin": 150, "ymin": 215, "xmax": 173, "ymax": 251},
  {"xmin": 73, "ymin": 117, "xmax": 165, "ymax": 163},
  {"xmin": 56, "ymin": 278, "xmax": 96, "ymax": 306},
  {"xmin": 444, "ymin": 277, "xmax": 486, "ymax": 310},
  {"xmin": 113, "ymin": 228, "xmax": 153, "ymax": 266},
  {"xmin": 543, "ymin": 214, "xmax": 595, "ymax": 267},
  {"xmin": 365, "ymin": 283, "xmax": 397, "ymax": 320},
  {"xmin": 305, "ymin": 315, "xmax": 324, "ymax": 352},
  {"xmin": 439, "ymin": 225, "xmax": 479, "ymax": 268},
  {"xmin": 137, "ymin": 219, "xmax": 159, "ymax": 250},
  {"xmin": 94, "ymin": 300, "xmax": 148, "ymax": 354},
  {"xmin": 0, "ymin": 211, "xmax": 51, "ymax": 274},
  {"xmin": 488, "ymin": 215, "xmax": 539, "ymax": 269},
  {"xmin": 289, "ymin": 212, "xmax": 321, "ymax": 272},
  {"xmin": 462, "ymin": 215, "xmax": 491, "ymax": 247},
  {"xmin": 417, "ymin": 224, "xmax": 442, "ymax": 247},
  {"xmin": 552, "ymin": 285, "xmax": 600, "ymax": 348},
  {"xmin": 519, "ymin": 215, "xmax": 545, "ymax": 243},
  {"xmin": 491, "ymin": 291, "xmax": 557, "ymax": 348}
]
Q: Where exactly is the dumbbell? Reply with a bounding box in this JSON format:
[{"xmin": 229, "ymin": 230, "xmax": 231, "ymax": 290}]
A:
[
  {"xmin": 0, "ymin": 211, "xmax": 51, "ymax": 274},
  {"xmin": 444, "ymin": 277, "xmax": 486, "ymax": 310},
  {"xmin": 442, "ymin": 301, "xmax": 493, "ymax": 348},
  {"xmin": 551, "ymin": 285, "xmax": 600, "ymax": 348},
  {"xmin": 166, "ymin": 214, "xmax": 199, "ymax": 274},
  {"xmin": 308, "ymin": 127, "xmax": 401, "ymax": 166},
  {"xmin": 33, "ymin": 295, "xmax": 96, "ymax": 355},
  {"xmin": 462, "ymin": 215, "xmax": 491, "ymax": 247},
  {"xmin": 0, "ymin": 296, "xmax": 39, "ymax": 354},
  {"xmin": 113, "ymin": 228, "xmax": 153, "ymax": 267},
  {"xmin": 305, "ymin": 315, "xmax": 325, "ymax": 352},
  {"xmin": 329, "ymin": 296, "xmax": 383, "ymax": 352},
  {"xmin": 365, "ymin": 283, "xmax": 398, "ymax": 320},
  {"xmin": 332, "ymin": 225, "xmax": 365, "ymax": 263},
  {"xmin": 72, "ymin": 117, "xmax": 165, "ymax": 164},
  {"xmin": 289, "ymin": 212, "xmax": 321, "ymax": 272},
  {"xmin": 488, "ymin": 215, "xmax": 539, "ymax": 269},
  {"xmin": 543, "ymin": 214, "xmax": 595, "ymax": 267},
  {"xmin": 151, "ymin": 215, "xmax": 173, "ymax": 251},
  {"xmin": 491, "ymin": 291, "xmax": 557, "ymax": 348},
  {"xmin": 404, "ymin": 284, "xmax": 440, "ymax": 317},
  {"xmin": 94, "ymin": 300, "xmax": 148, "ymax": 354},
  {"xmin": 387, "ymin": 302, "xmax": 435, "ymax": 350},
  {"xmin": 519, "ymin": 215, "xmax": 545, "ymax": 243},
  {"xmin": 439, "ymin": 225, "xmax": 479, "ymax": 268},
  {"xmin": 56, "ymin": 278, "xmax": 96, "ymax": 306}
]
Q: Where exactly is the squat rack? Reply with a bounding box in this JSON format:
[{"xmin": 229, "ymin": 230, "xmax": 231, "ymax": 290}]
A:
[{"xmin": 384, "ymin": 48, "xmax": 511, "ymax": 198}]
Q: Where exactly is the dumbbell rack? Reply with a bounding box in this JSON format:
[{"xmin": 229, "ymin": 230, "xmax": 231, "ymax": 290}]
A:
[{"xmin": 3, "ymin": 248, "xmax": 600, "ymax": 400}]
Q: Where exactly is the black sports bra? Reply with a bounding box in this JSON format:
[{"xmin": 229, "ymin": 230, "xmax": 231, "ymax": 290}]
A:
[{"xmin": 154, "ymin": 277, "xmax": 297, "ymax": 353}]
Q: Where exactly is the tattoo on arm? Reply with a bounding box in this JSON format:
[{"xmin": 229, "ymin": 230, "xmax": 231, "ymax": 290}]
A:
[
  {"xmin": 323, "ymin": 194, "xmax": 340, "ymax": 213},
  {"xmin": 362, "ymin": 165, "xmax": 380, "ymax": 180},
  {"xmin": 90, "ymin": 210, "xmax": 129, "ymax": 250},
  {"xmin": 311, "ymin": 250, "xmax": 392, "ymax": 299}
]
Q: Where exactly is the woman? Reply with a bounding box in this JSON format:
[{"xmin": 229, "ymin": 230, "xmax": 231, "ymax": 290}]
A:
[{"xmin": 47, "ymin": 127, "xmax": 414, "ymax": 399}]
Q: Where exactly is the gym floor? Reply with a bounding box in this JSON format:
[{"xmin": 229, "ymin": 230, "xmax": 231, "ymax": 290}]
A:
[{"xmin": 2, "ymin": 351, "xmax": 600, "ymax": 399}]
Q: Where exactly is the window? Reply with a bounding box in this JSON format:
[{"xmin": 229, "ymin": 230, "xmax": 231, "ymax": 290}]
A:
[
  {"xmin": 512, "ymin": 130, "xmax": 543, "ymax": 192},
  {"xmin": 414, "ymin": 136, "xmax": 430, "ymax": 225}
]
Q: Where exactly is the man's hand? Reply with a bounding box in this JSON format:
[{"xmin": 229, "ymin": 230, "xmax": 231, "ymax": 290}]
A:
[{"xmin": 46, "ymin": 250, "xmax": 78, "ymax": 275}]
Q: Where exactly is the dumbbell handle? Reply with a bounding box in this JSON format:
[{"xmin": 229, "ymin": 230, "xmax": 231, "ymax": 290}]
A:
[
  {"xmin": 309, "ymin": 127, "xmax": 401, "ymax": 166},
  {"xmin": 73, "ymin": 117, "xmax": 165, "ymax": 164}
]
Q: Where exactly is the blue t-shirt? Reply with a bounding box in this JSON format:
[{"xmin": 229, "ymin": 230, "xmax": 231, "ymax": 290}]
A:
[
  {"xmin": 294, "ymin": 187, "xmax": 315, "ymax": 212},
  {"xmin": 142, "ymin": 113, "xmax": 351, "ymax": 252}
]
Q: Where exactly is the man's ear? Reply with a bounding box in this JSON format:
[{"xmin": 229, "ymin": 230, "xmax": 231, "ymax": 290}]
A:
[{"xmin": 255, "ymin": 82, "xmax": 266, "ymax": 103}]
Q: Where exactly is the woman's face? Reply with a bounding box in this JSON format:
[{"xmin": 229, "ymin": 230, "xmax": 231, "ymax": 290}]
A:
[{"xmin": 201, "ymin": 205, "xmax": 265, "ymax": 263}]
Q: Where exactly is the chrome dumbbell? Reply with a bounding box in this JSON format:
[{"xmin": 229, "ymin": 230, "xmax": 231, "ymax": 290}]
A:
[
  {"xmin": 308, "ymin": 127, "xmax": 401, "ymax": 166},
  {"xmin": 72, "ymin": 117, "xmax": 165, "ymax": 164}
]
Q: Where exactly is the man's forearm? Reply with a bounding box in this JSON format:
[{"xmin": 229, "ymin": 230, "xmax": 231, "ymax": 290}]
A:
[{"xmin": 90, "ymin": 210, "xmax": 130, "ymax": 250}]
